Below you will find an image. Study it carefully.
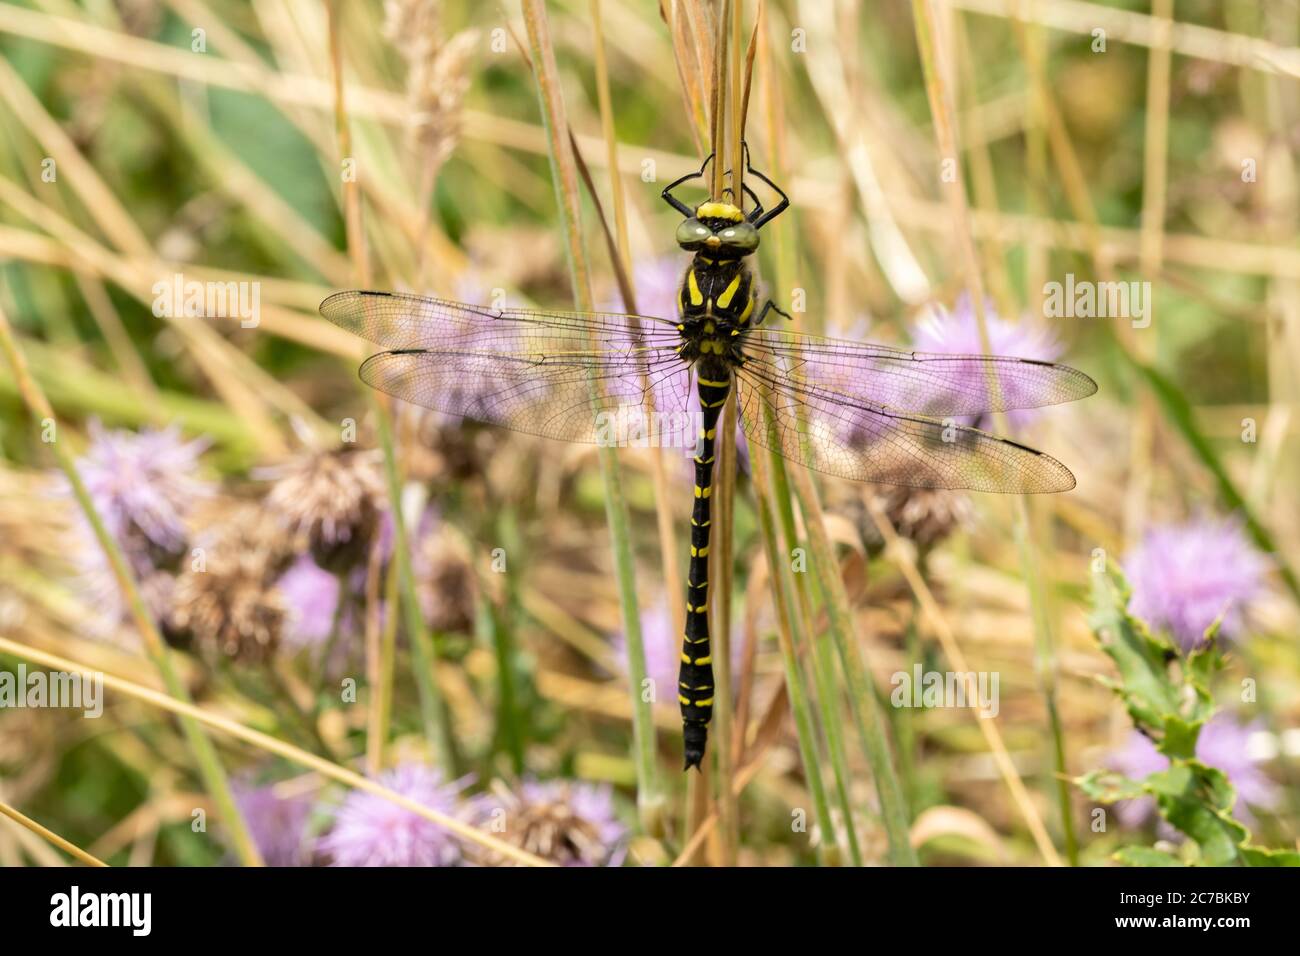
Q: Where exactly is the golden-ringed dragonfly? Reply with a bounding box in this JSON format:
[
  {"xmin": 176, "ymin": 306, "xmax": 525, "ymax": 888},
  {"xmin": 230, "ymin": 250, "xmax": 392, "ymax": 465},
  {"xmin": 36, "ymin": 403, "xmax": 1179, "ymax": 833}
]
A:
[{"xmin": 319, "ymin": 147, "xmax": 1097, "ymax": 771}]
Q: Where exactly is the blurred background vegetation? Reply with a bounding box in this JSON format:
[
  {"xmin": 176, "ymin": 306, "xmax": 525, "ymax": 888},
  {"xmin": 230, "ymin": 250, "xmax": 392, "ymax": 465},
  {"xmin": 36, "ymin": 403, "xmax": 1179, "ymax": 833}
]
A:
[{"xmin": 0, "ymin": 0, "xmax": 1296, "ymax": 867}]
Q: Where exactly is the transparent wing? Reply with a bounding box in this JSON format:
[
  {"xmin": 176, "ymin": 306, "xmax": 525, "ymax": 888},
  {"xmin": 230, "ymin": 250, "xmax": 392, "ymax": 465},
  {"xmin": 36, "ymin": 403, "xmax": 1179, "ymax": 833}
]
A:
[
  {"xmin": 742, "ymin": 327, "xmax": 1096, "ymax": 416},
  {"xmin": 321, "ymin": 290, "xmax": 694, "ymax": 444},
  {"xmin": 320, "ymin": 290, "xmax": 682, "ymax": 352},
  {"xmin": 735, "ymin": 362, "xmax": 1076, "ymax": 493}
]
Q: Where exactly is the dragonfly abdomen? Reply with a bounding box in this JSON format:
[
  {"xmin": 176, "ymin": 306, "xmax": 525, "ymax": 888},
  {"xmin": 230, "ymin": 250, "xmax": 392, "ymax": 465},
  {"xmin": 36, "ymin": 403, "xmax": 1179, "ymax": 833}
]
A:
[{"xmin": 679, "ymin": 366, "xmax": 730, "ymax": 770}]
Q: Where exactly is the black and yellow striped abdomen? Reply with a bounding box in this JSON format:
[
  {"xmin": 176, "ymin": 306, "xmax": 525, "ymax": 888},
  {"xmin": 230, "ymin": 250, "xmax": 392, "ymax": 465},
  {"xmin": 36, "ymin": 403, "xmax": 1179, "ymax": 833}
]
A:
[
  {"xmin": 673, "ymin": 253, "xmax": 759, "ymax": 771},
  {"xmin": 679, "ymin": 368, "xmax": 730, "ymax": 769}
]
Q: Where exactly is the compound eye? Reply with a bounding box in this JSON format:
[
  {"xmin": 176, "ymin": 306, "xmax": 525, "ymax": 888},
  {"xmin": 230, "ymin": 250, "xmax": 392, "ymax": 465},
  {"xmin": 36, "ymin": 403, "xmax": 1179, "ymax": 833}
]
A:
[
  {"xmin": 719, "ymin": 221, "xmax": 759, "ymax": 252},
  {"xmin": 675, "ymin": 217, "xmax": 712, "ymax": 249}
]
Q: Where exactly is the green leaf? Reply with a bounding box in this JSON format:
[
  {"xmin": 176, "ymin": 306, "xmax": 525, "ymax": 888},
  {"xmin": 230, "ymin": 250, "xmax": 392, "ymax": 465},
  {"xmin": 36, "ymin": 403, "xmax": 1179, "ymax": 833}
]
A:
[
  {"xmin": 1114, "ymin": 845, "xmax": 1185, "ymax": 867},
  {"xmin": 1147, "ymin": 764, "xmax": 1247, "ymax": 866},
  {"xmin": 1241, "ymin": 845, "xmax": 1300, "ymax": 867},
  {"xmin": 1076, "ymin": 770, "xmax": 1145, "ymax": 804},
  {"xmin": 1184, "ymin": 635, "xmax": 1221, "ymax": 724},
  {"xmin": 1157, "ymin": 716, "xmax": 1202, "ymax": 761},
  {"xmin": 1078, "ymin": 566, "xmax": 1297, "ymax": 866},
  {"xmin": 1089, "ymin": 569, "xmax": 1180, "ymax": 732}
]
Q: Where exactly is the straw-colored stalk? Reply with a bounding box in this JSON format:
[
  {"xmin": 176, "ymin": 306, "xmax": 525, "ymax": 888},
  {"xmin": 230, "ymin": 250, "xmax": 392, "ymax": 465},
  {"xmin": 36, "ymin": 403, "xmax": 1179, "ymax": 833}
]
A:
[
  {"xmin": 588, "ymin": 0, "xmax": 687, "ymax": 690},
  {"xmin": 706, "ymin": 0, "xmax": 742, "ymax": 868},
  {"xmin": 324, "ymin": 0, "xmax": 454, "ymax": 771},
  {"xmin": 910, "ymin": 0, "xmax": 1065, "ymax": 867},
  {"xmin": 0, "ymin": 799, "xmax": 108, "ymax": 867},
  {"xmin": 520, "ymin": 0, "xmax": 664, "ymax": 835},
  {"xmin": 1123, "ymin": 0, "xmax": 1173, "ymax": 543},
  {"xmin": 955, "ymin": 6, "xmax": 1081, "ymax": 864},
  {"xmin": 5, "ymin": 8, "xmax": 1300, "ymax": 279},
  {"xmin": 752, "ymin": 5, "xmax": 916, "ymax": 866},
  {"xmin": 748, "ymin": 415, "xmax": 837, "ymax": 864}
]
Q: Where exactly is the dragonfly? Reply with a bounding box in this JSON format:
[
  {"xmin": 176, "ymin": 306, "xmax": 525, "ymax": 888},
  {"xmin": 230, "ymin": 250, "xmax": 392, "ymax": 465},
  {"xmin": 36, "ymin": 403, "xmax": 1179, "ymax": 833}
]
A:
[{"xmin": 319, "ymin": 146, "xmax": 1097, "ymax": 771}]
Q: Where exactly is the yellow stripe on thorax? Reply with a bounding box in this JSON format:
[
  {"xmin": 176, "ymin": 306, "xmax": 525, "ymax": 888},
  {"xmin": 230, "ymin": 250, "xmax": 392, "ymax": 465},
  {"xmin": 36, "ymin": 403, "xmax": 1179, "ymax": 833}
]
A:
[
  {"xmin": 686, "ymin": 268, "xmax": 703, "ymax": 306},
  {"xmin": 739, "ymin": 295, "xmax": 755, "ymax": 325},
  {"xmin": 716, "ymin": 273, "xmax": 743, "ymax": 310}
]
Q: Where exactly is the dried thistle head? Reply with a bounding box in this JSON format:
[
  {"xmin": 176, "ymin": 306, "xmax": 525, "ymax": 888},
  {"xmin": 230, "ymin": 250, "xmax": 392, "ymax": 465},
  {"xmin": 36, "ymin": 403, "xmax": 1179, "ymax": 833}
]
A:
[
  {"xmin": 881, "ymin": 486, "xmax": 974, "ymax": 552},
  {"xmin": 169, "ymin": 503, "xmax": 291, "ymax": 664},
  {"xmin": 467, "ymin": 781, "xmax": 627, "ymax": 867},
  {"xmin": 264, "ymin": 449, "xmax": 385, "ymax": 573},
  {"xmin": 171, "ymin": 553, "xmax": 285, "ymax": 665},
  {"xmin": 846, "ymin": 486, "xmax": 974, "ymax": 558},
  {"xmin": 396, "ymin": 402, "xmax": 496, "ymax": 484},
  {"xmin": 416, "ymin": 525, "xmax": 476, "ymax": 634}
]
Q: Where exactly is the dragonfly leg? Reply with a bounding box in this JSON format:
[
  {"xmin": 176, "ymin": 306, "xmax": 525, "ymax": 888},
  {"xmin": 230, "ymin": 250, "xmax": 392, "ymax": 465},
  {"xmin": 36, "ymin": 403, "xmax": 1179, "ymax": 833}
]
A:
[
  {"xmin": 661, "ymin": 153, "xmax": 714, "ymax": 218},
  {"xmin": 754, "ymin": 298, "xmax": 793, "ymax": 326},
  {"xmin": 739, "ymin": 141, "xmax": 790, "ymax": 230}
]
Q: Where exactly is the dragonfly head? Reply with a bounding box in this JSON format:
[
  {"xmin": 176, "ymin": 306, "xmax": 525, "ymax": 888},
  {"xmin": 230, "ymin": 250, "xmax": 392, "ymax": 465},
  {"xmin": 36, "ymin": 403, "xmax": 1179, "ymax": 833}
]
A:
[{"xmin": 676, "ymin": 201, "xmax": 759, "ymax": 258}]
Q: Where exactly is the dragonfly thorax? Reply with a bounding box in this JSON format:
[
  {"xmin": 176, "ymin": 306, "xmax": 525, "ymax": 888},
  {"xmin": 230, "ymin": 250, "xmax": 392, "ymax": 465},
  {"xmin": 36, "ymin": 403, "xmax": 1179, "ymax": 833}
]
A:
[
  {"xmin": 675, "ymin": 255, "xmax": 756, "ymax": 371},
  {"xmin": 678, "ymin": 255, "xmax": 756, "ymax": 323}
]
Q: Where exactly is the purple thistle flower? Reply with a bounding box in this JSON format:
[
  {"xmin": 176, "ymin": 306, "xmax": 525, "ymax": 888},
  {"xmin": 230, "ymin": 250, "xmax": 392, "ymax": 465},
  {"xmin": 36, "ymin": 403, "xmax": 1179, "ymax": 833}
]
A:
[
  {"xmin": 1123, "ymin": 516, "xmax": 1270, "ymax": 652},
  {"xmin": 612, "ymin": 602, "xmax": 678, "ymax": 703},
  {"xmin": 52, "ymin": 420, "xmax": 212, "ymax": 635},
  {"xmin": 1195, "ymin": 716, "xmax": 1281, "ymax": 817},
  {"xmin": 911, "ymin": 296, "xmax": 1064, "ymax": 430},
  {"xmin": 1107, "ymin": 714, "xmax": 1280, "ymax": 828},
  {"xmin": 65, "ymin": 419, "xmax": 213, "ymax": 556},
  {"xmin": 451, "ymin": 270, "xmax": 494, "ymax": 306},
  {"xmin": 232, "ymin": 780, "xmax": 314, "ymax": 867},
  {"xmin": 276, "ymin": 555, "xmax": 342, "ymax": 652},
  {"xmin": 318, "ymin": 763, "xmax": 468, "ymax": 867}
]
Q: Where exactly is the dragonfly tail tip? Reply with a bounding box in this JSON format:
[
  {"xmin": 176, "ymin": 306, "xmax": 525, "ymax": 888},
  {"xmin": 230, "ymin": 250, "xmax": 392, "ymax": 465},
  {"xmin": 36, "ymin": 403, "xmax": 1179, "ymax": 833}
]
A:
[{"xmin": 683, "ymin": 724, "xmax": 708, "ymax": 771}]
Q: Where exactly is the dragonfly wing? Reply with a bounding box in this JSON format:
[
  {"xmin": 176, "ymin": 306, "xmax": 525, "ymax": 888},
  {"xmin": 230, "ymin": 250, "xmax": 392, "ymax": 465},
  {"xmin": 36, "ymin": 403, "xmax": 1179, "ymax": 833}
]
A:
[
  {"xmin": 357, "ymin": 348, "xmax": 695, "ymax": 445},
  {"xmin": 742, "ymin": 328, "xmax": 1096, "ymax": 416},
  {"xmin": 320, "ymin": 290, "xmax": 682, "ymax": 352},
  {"xmin": 322, "ymin": 290, "xmax": 696, "ymax": 444},
  {"xmin": 735, "ymin": 364, "xmax": 1076, "ymax": 493}
]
